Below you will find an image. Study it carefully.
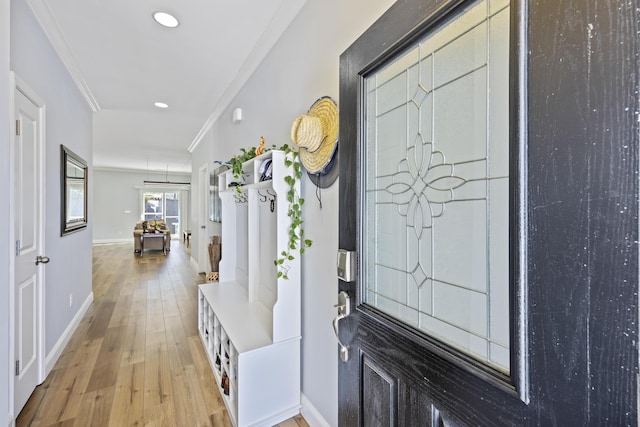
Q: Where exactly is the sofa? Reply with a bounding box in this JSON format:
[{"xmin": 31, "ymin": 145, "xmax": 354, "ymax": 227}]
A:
[{"xmin": 133, "ymin": 219, "xmax": 171, "ymax": 254}]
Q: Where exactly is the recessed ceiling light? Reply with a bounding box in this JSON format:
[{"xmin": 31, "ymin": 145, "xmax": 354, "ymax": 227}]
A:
[
  {"xmin": 154, "ymin": 102, "xmax": 169, "ymax": 109},
  {"xmin": 153, "ymin": 11, "xmax": 179, "ymax": 28}
]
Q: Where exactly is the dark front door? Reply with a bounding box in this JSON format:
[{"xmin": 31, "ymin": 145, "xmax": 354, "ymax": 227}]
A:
[{"xmin": 337, "ymin": 0, "xmax": 638, "ymax": 424}]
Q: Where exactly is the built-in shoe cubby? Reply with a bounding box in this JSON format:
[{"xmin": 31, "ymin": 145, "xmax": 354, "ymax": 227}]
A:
[{"xmin": 198, "ymin": 150, "xmax": 301, "ymax": 427}]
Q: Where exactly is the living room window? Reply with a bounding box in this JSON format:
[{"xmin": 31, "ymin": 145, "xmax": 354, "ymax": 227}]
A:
[{"xmin": 143, "ymin": 191, "xmax": 180, "ymax": 234}]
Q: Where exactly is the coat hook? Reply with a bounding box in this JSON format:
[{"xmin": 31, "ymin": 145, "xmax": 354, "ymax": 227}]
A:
[{"xmin": 234, "ymin": 192, "xmax": 247, "ymax": 203}]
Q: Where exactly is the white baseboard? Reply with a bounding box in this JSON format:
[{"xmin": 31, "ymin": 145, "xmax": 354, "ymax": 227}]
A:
[
  {"xmin": 45, "ymin": 292, "xmax": 93, "ymax": 375},
  {"xmin": 249, "ymin": 405, "xmax": 300, "ymax": 427},
  {"xmin": 92, "ymin": 238, "xmax": 129, "ymax": 245},
  {"xmin": 301, "ymin": 393, "xmax": 331, "ymax": 427},
  {"xmin": 190, "ymin": 256, "xmax": 201, "ymax": 273}
]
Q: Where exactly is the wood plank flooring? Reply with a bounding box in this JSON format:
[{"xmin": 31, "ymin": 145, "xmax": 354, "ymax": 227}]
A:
[{"xmin": 17, "ymin": 240, "xmax": 309, "ymax": 427}]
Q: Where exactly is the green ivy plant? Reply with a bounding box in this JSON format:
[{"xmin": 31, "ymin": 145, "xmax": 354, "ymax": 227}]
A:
[
  {"xmin": 229, "ymin": 145, "xmax": 261, "ymax": 193},
  {"xmin": 275, "ymin": 144, "xmax": 312, "ymax": 280},
  {"xmin": 227, "ymin": 143, "xmax": 311, "ymax": 280}
]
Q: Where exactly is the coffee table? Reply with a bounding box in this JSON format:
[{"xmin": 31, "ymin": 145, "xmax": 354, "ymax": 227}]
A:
[{"xmin": 139, "ymin": 233, "xmax": 167, "ymax": 257}]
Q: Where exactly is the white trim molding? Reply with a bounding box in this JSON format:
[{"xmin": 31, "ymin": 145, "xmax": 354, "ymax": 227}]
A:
[
  {"xmin": 45, "ymin": 292, "xmax": 93, "ymax": 375},
  {"xmin": 187, "ymin": 0, "xmax": 308, "ymax": 153},
  {"xmin": 7, "ymin": 413, "xmax": 15, "ymax": 427},
  {"xmin": 301, "ymin": 394, "xmax": 331, "ymax": 427},
  {"xmin": 8, "ymin": 71, "xmax": 15, "ymax": 427},
  {"xmin": 25, "ymin": 0, "xmax": 100, "ymax": 112},
  {"xmin": 190, "ymin": 256, "xmax": 200, "ymax": 274},
  {"xmin": 92, "ymin": 238, "xmax": 130, "ymax": 245}
]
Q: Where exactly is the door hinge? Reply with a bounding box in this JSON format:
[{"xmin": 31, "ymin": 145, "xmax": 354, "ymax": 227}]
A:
[
  {"xmin": 15, "ymin": 240, "xmax": 20, "ymax": 256},
  {"xmin": 15, "ymin": 119, "xmax": 20, "ymax": 136},
  {"xmin": 15, "ymin": 360, "xmax": 19, "ymax": 376}
]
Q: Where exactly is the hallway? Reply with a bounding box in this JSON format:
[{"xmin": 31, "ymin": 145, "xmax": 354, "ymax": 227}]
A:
[{"xmin": 16, "ymin": 240, "xmax": 307, "ymax": 426}]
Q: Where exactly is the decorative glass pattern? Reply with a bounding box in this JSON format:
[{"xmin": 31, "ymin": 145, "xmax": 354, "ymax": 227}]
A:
[{"xmin": 363, "ymin": 0, "xmax": 510, "ymax": 372}]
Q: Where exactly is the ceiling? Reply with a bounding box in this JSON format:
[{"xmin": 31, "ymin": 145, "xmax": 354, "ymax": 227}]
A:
[{"xmin": 28, "ymin": 0, "xmax": 307, "ymax": 174}]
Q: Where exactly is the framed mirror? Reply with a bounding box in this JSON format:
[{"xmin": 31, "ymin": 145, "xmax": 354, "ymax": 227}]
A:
[
  {"xmin": 209, "ymin": 163, "xmax": 229, "ymax": 222},
  {"xmin": 61, "ymin": 145, "xmax": 88, "ymax": 235}
]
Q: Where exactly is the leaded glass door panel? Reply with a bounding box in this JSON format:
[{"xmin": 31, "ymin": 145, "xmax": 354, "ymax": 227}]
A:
[{"xmin": 363, "ymin": 0, "xmax": 510, "ymax": 372}]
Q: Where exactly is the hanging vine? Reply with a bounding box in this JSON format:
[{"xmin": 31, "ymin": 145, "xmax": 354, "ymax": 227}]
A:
[{"xmin": 275, "ymin": 145, "xmax": 312, "ymax": 279}]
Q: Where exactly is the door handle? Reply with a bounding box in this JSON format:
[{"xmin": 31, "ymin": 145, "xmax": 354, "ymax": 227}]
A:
[
  {"xmin": 35, "ymin": 255, "xmax": 50, "ymax": 265},
  {"xmin": 332, "ymin": 291, "xmax": 351, "ymax": 362}
]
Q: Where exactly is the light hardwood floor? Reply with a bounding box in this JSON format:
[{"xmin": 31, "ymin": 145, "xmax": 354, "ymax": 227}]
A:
[{"xmin": 17, "ymin": 240, "xmax": 309, "ymax": 427}]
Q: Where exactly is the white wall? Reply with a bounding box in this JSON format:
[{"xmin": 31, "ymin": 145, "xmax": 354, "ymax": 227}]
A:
[
  {"xmin": 10, "ymin": 0, "xmax": 92, "ymax": 371},
  {"xmin": 189, "ymin": 130, "xmax": 215, "ymax": 268},
  {"xmin": 1, "ymin": 0, "xmax": 11, "ymax": 423},
  {"xmin": 192, "ymin": 0, "xmax": 394, "ymax": 424},
  {"xmin": 93, "ymin": 168, "xmax": 191, "ymax": 243}
]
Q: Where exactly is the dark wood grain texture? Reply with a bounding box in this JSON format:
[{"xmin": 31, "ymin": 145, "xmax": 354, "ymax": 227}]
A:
[
  {"xmin": 339, "ymin": 0, "xmax": 639, "ymax": 424},
  {"xmin": 362, "ymin": 356, "xmax": 395, "ymax": 427},
  {"xmin": 527, "ymin": 0, "xmax": 639, "ymax": 424}
]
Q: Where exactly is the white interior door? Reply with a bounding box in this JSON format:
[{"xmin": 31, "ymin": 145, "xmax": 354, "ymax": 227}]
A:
[{"xmin": 13, "ymin": 78, "xmax": 45, "ymax": 415}]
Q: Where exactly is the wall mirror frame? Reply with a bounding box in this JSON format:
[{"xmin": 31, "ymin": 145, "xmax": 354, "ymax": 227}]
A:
[
  {"xmin": 61, "ymin": 145, "xmax": 88, "ymax": 235},
  {"xmin": 209, "ymin": 163, "xmax": 229, "ymax": 222}
]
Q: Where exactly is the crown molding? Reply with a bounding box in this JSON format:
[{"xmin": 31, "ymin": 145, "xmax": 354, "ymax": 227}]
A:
[
  {"xmin": 26, "ymin": 0, "xmax": 100, "ymax": 112},
  {"xmin": 93, "ymin": 165, "xmax": 191, "ymax": 177},
  {"xmin": 188, "ymin": 0, "xmax": 308, "ymax": 153}
]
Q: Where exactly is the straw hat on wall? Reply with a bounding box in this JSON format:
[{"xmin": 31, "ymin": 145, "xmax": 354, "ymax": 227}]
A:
[{"xmin": 290, "ymin": 96, "xmax": 339, "ymax": 188}]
